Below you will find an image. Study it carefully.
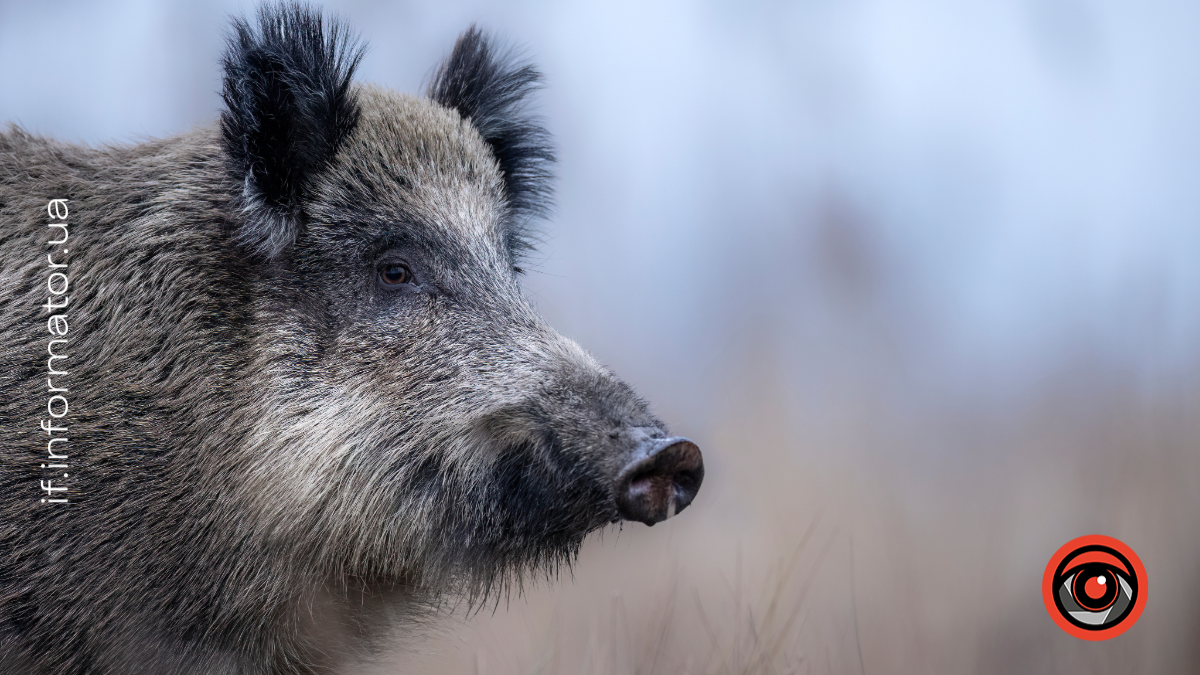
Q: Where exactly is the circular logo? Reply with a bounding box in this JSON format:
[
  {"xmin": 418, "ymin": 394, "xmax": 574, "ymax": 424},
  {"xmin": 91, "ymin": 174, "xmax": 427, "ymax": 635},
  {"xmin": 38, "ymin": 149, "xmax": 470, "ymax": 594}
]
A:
[{"xmin": 1043, "ymin": 535, "xmax": 1147, "ymax": 640}]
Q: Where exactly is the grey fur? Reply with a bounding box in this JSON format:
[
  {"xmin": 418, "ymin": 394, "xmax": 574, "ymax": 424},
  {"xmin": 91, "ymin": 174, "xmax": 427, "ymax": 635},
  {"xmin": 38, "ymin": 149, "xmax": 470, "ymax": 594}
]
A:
[{"xmin": 0, "ymin": 6, "xmax": 697, "ymax": 674}]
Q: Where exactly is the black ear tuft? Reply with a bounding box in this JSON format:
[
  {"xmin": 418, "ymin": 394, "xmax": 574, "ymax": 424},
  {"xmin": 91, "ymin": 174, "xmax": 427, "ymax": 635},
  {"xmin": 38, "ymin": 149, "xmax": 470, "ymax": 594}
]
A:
[
  {"xmin": 428, "ymin": 27, "xmax": 555, "ymax": 265},
  {"xmin": 221, "ymin": 2, "xmax": 365, "ymax": 260}
]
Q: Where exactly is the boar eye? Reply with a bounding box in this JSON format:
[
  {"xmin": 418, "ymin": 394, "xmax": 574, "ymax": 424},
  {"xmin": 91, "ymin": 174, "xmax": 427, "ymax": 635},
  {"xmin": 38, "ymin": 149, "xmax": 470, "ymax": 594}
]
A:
[{"xmin": 379, "ymin": 264, "xmax": 413, "ymax": 286}]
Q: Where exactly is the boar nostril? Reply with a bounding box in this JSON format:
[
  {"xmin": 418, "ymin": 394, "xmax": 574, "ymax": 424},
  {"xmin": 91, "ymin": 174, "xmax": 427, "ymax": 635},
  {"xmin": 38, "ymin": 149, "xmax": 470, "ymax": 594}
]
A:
[{"xmin": 614, "ymin": 437, "xmax": 704, "ymax": 526}]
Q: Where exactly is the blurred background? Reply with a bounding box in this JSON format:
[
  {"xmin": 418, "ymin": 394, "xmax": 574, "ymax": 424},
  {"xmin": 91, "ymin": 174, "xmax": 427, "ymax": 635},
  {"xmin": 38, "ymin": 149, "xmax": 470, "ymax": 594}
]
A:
[{"xmin": 4, "ymin": 1, "xmax": 1198, "ymax": 672}]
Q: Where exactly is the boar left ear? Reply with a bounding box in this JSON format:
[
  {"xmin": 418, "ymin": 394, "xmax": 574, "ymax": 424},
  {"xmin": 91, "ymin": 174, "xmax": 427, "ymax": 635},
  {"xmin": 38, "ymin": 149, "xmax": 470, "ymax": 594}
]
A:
[
  {"xmin": 428, "ymin": 27, "xmax": 555, "ymax": 264},
  {"xmin": 220, "ymin": 3, "xmax": 365, "ymax": 260}
]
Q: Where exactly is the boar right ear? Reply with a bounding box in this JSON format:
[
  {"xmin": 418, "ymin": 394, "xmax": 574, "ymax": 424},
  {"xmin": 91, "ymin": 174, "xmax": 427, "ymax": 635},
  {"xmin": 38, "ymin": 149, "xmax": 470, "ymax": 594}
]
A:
[{"xmin": 220, "ymin": 3, "xmax": 365, "ymax": 260}]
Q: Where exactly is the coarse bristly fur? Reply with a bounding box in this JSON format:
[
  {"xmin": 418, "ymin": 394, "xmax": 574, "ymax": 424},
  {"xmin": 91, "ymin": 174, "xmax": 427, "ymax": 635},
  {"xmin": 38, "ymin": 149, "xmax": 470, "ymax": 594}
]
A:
[{"xmin": 0, "ymin": 3, "xmax": 695, "ymax": 674}]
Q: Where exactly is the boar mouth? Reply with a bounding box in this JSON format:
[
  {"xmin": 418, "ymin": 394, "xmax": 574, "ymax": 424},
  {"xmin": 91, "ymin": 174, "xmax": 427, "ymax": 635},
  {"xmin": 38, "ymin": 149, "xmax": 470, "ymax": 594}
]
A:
[
  {"xmin": 401, "ymin": 411, "xmax": 705, "ymax": 588},
  {"xmin": 426, "ymin": 437, "xmax": 617, "ymax": 555},
  {"xmin": 388, "ymin": 431, "xmax": 703, "ymax": 597}
]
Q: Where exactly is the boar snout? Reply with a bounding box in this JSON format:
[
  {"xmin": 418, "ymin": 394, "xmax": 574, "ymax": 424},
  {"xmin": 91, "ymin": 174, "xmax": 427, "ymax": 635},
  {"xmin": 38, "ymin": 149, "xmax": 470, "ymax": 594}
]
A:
[{"xmin": 614, "ymin": 437, "xmax": 704, "ymax": 526}]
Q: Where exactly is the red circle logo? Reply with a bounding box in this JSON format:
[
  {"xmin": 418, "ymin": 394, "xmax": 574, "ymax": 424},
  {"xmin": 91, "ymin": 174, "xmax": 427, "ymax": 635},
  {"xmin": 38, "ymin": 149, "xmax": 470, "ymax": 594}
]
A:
[{"xmin": 1043, "ymin": 535, "xmax": 1147, "ymax": 640}]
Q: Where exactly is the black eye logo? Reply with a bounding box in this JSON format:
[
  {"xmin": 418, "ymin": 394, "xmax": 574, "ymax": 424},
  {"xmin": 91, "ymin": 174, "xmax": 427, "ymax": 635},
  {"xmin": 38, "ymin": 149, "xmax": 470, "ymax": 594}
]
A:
[{"xmin": 1043, "ymin": 535, "xmax": 1147, "ymax": 640}]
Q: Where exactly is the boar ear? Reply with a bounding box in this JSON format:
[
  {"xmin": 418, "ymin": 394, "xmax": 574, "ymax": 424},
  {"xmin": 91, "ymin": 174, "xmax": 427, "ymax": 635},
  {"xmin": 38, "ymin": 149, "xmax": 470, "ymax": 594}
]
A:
[
  {"xmin": 220, "ymin": 3, "xmax": 365, "ymax": 260},
  {"xmin": 428, "ymin": 27, "xmax": 555, "ymax": 263}
]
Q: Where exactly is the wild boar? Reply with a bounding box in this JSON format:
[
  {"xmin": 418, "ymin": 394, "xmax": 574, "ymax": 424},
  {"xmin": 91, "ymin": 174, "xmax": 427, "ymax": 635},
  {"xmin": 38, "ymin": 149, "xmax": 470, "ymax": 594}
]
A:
[{"xmin": 0, "ymin": 3, "xmax": 702, "ymax": 673}]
